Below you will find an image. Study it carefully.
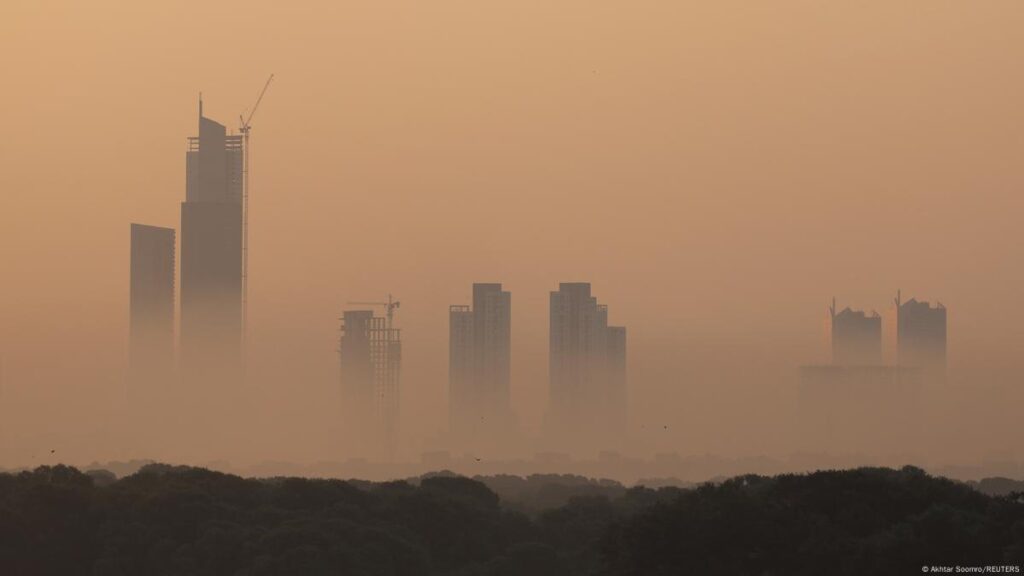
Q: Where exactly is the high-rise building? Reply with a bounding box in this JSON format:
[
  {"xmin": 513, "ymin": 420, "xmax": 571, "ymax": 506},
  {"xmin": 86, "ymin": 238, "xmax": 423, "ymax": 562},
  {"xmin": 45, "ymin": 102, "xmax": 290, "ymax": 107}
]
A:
[
  {"xmin": 179, "ymin": 101, "xmax": 244, "ymax": 383},
  {"xmin": 547, "ymin": 283, "xmax": 627, "ymax": 450},
  {"xmin": 129, "ymin": 223, "xmax": 176, "ymax": 399},
  {"xmin": 448, "ymin": 284, "xmax": 512, "ymax": 444},
  {"xmin": 888, "ymin": 292, "xmax": 947, "ymax": 379},
  {"xmin": 339, "ymin": 309, "xmax": 402, "ymax": 458},
  {"xmin": 827, "ymin": 299, "xmax": 882, "ymax": 366}
]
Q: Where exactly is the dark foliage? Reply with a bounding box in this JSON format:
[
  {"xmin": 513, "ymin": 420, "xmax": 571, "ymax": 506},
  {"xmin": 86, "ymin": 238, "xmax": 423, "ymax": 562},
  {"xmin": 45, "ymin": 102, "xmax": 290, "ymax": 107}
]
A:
[
  {"xmin": 0, "ymin": 464, "xmax": 1020, "ymax": 575},
  {"xmin": 600, "ymin": 466, "xmax": 1024, "ymax": 576},
  {"xmin": 473, "ymin": 473, "xmax": 628, "ymax": 517}
]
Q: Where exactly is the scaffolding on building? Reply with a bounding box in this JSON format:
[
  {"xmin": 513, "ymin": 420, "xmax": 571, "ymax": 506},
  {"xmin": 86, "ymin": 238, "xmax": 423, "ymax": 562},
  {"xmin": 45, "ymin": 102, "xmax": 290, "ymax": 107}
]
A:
[{"xmin": 339, "ymin": 303, "xmax": 402, "ymax": 458}]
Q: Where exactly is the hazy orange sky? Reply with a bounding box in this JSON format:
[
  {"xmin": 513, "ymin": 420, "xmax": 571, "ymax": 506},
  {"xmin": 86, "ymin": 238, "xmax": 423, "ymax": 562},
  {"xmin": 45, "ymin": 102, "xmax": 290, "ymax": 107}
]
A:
[{"xmin": 1, "ymin": 1, "xmax": 1022, "ymax": 466}]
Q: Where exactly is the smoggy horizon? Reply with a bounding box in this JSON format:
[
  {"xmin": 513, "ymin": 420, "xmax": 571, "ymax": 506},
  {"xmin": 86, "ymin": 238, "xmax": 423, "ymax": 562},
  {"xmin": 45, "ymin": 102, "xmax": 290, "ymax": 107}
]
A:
[{"xmin": 1, "ymin": 1, "xmax": 1022, "ymax": 472}]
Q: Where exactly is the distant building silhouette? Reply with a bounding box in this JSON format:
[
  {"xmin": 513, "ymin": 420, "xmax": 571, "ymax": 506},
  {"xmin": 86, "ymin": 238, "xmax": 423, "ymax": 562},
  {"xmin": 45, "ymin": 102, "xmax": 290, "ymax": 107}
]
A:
[
  {"xmin": 449, "ymin": 305, "xmax": 474, "ymax": 425},
  {"xmin": 179, "ymin": 100, "xmax": 244, "ymax": 383},
  {"xmin": 340, "ymin": 310, "xmax": 374, "ymax": 425},
  {"xmin": 547, "ymin": 283, "xmax": 627, "ymax": 450},
  {"xmin": 448, "ymin": 284, "xmax": 512, "ymax": 448},
  {"xmin": 128, "ymin": 223, "xmax": 175, "ymax": 399},
  {"xmin": 339, "ymin": 308, "xmax": 402, "ymax": 459},
  {"xmin": 888, "ymin": 291, "xmax": 947, "ymax": 380},
  {"xmin": 828, "ymin": 299, "xmax": 882, "ymax": 365}
]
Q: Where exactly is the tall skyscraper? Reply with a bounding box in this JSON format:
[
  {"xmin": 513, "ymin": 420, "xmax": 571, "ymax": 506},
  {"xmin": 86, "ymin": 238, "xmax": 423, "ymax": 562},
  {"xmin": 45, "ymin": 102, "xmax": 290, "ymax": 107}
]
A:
[
  {"xmin": 827, "ymin": 299, "xmax": 882, "ymax": 366},
  {"xmin": 547, "ymin": 283, "xmax": 627, "ymax": 450},
  {"xmin": 179, "ymin": 101, "xmax": 244, "ymax": 383},
  {"xmin": 448, "ymin": 283, "xmax": 512, "ymax": 445},
  {"xmin": 129, "ymin": 223, "xmax": 175, "ymax": 399},
  {"xmin": 889, "ymin": 292, "xmax": 947, "ymax": 380},
  {"xmin": 339, "ymin": 309, "xmax": 402, "ymax": 458}
]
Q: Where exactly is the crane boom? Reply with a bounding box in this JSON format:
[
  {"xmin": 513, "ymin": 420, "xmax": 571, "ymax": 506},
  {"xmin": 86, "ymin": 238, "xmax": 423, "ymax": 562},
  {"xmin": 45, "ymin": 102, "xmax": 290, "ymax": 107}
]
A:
[
  {"xmin": 347, "ymin": 295, "xmax": 401, "ymax": 330},
  {"xmin": 241, "ymin": 74, "xmax": 275, "ymax": 132}
]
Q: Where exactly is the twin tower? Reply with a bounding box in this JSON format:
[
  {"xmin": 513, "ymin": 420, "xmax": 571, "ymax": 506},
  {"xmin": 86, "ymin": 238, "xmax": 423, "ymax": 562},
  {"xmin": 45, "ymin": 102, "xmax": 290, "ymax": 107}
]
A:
[
  {"xmin": 799, "ymin": 293, "xmax": 948, "ymax": 455},
  {"xmin": 129, "ymin": 104, "xmax": 245, "ymax": 401}
]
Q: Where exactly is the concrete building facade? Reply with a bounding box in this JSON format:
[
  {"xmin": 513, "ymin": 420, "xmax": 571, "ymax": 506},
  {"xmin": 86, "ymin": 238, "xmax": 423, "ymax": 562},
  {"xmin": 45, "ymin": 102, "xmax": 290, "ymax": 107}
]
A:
[
  {"xmin": 448, "ymin": 284, "xmax": 512, "ymax": 448},
  {"xmin": 547, "ymin": 282, "xmax": 627, "ymax": 451},
  {"xmin": 129, "ymin": 223, "xmax": 176, "ymax": 399}
]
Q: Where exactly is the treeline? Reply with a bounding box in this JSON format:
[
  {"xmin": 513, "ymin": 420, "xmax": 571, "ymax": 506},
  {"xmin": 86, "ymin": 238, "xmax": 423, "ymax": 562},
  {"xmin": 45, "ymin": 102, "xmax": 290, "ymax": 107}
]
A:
[{"xmin": 0, "ymin": 464, "xmax": 1021, "ymax": 575}]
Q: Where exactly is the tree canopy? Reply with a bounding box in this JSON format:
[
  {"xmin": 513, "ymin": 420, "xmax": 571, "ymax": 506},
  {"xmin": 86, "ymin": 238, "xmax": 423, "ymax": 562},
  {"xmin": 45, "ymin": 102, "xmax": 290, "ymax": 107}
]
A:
[{"xmin": 0, "ymin": 464, "xmax": 1020, "ymax": 575}]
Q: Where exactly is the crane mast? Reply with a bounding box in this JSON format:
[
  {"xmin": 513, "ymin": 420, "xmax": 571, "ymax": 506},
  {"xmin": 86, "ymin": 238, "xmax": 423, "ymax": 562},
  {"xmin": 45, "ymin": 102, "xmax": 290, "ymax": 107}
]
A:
[{"xmin": 239, "ymin": 74, "xmax": 274, "ymax": 359}]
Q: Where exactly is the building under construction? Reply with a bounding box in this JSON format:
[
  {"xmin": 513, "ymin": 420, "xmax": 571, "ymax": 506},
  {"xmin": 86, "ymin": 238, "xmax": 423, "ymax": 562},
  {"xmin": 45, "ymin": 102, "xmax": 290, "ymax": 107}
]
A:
[
  {"xmin": 887, "ymin": 291, "xmax": 947, "ymax": 381},
  {"xmin": 339, "ymin": 303, "xmax": 402, "ymax": 458},
  {"xmin": 827, "ymin": 298, "xmax": 882, "ymax": 366},
  {"xmin": 179, "ymin": 101, "xmax": 245, "ymax": 385},
  {"xmin": 799, "ymin": 296, "xmax": 931, "ymax": 456},
  {"xmin": 179, "ymin": 77, "xmax": 272, "ymax": 388}
]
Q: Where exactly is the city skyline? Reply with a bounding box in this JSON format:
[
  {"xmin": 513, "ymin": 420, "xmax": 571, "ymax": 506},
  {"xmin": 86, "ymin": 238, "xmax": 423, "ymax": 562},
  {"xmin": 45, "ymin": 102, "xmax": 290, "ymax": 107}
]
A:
[
  {"xmin": 127, "ymin": 121, "xmax": 963, "ymax": 462},
  {"xmin": 4, "ymin": 4, "xmax": 1024, "ymax": 571},
  {"xmin": 1, "ymin": 1, "xmax": 1022, "ymax": 471},
  {"xmin": 0, "ymin": 90, "xmax": 1011, "ymax": 467}
]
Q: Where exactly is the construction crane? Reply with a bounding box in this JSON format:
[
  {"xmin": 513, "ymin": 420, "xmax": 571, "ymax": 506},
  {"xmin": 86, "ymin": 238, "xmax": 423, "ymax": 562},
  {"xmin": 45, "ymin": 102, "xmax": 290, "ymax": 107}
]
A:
[
  {"xmin": 348, "ymin": 294, "xmax": 401, "ymax": 330},
  {"xmin": 238, "ymin": 73, "xmax": 274, "ymax": 350}
]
